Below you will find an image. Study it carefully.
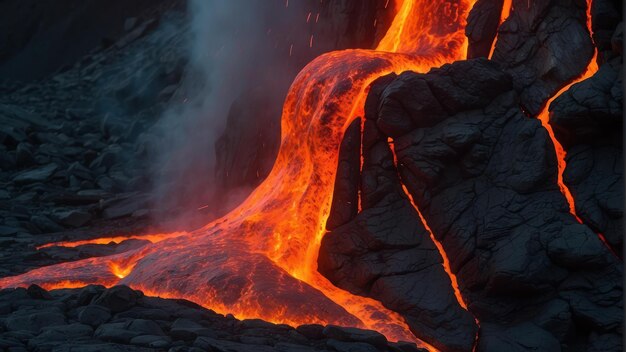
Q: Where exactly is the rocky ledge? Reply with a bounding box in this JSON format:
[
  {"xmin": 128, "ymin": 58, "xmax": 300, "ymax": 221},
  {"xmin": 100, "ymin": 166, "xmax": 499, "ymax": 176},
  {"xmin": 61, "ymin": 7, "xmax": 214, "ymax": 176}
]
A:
[{"xmin": 0, "ymin": 285, "xmax": 426, "ymax": 352}]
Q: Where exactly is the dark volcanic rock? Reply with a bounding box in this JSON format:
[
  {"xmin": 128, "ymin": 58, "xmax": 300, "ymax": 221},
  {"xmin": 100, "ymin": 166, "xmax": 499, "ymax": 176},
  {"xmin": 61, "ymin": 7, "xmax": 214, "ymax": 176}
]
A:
[
  {"xmin": 326, "ymin": 339, "xmax": 378, "ymax": 352},
  {"xmin": 465, "ymin": 0, "xmax": 504, "ymax": 59},
  {"xmin": 319, "ymin": 74, "xmax": 479, "ymax": 351},
  {"xmin": 550, "ymin": 57, "xmax": 623, "ymax": 256},
  {"xmin": 214, "ymin": 88, "xmax": 282, "ymax": 210},
  {"xmin": 5, "ymin": 309, "xmax": 66, "ymax": 333},
  {"xmin": 26, "ymin": 284, "xmax": 52, "ymax": 300},
  {"xmin": 591, "ymin": 0, "xmax": 623, "ymax": 64},
  {"xmin": 492, "ymin": 0, "xmax": 594, "ymax": 115},
  {"xmin": 93, "ymin": 285, "xmax": 139, "ymax": 313},
  {"xmin": 78, "ymin": 305, "xmax": 112, "ymax": 327},
  {"xmin": 0, "ymin": 0, "xmax": 184, "ymax": 82},
  {"xmin": 325, "ymin": 119, "xmax": 362, "ymax": 231},
  {"xmin": 322, "ymin": 325, "xmax": 386, "ymax": 349},
  {"xmin": 0, "ymin": 284, "xmax": 438, "ymax": 352},
  {"xmin": 13, "ymin": 163, "xmax": 58, "ymax": 185},
  {"xmin": 321, "ymin": 58, "xmax": 623, "ymax": 351},
  {"xmin": 54, "ymin": 209, "xmax": 92, "ymax": 228}
]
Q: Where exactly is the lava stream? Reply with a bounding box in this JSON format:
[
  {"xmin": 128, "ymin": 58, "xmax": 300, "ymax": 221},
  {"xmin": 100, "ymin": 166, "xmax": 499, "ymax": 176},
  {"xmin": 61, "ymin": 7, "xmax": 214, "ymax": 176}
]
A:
[{"xmin": 1, "ymin": 0, "xmax": 476, "ymax": 347}]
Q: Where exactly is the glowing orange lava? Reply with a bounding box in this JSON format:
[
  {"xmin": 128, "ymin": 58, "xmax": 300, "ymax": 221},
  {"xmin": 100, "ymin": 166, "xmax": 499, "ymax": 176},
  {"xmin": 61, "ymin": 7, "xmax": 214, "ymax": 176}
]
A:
[
  {"xmin": 36, "ymin": 232, "xmax": 188, "ymax": 250},
  {"xmin": 1, "ymin": 0, "xmax": 478, "ymax": 348},
  {"xmin": 40, "ymin": 280, "xmax": 112, "ymax": 291}
]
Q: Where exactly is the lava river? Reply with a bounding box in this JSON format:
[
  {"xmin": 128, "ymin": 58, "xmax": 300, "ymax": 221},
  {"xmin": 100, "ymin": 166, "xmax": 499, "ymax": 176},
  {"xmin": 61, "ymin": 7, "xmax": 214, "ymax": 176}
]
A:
[{"xmin": 2, "ymin": 0, "xmax": 510, "ymax": 349}]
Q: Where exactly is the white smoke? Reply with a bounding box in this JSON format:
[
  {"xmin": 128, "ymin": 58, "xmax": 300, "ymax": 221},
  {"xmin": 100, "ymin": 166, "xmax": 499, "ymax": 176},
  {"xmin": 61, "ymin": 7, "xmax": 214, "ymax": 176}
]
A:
[{"xmin": 148, "ymin": 0, "xmax": 310, "ymax": 227}]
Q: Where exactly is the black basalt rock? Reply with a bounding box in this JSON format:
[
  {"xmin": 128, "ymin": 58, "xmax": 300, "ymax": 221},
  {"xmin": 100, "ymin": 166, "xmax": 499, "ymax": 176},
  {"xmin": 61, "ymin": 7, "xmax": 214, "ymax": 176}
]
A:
[
  {"xmin": 491, "ymin": 0, "xmax": 594, "ymax": 115},
  {"xmin": 550, "ymin": 57, "xmax": 623, "ymax": 256},
  {"xmin": 320, "ymin": 76, "xmax": 479, "ymax": 352},
  {"xmin": 465, "ymin": 0, "xmax": 505, "ymax": 59},
  {"xmin": 321, "ymin": 58, "xmax": 623, "ymax": 351}
]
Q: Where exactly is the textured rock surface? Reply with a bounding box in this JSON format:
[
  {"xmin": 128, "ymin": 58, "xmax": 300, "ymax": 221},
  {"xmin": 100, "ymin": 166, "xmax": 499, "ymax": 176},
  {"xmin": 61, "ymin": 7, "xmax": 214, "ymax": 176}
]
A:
[
  {"xmin": 0, "ymin": 0, "xmax": 184, "ymax": 82},
  {"xmin": 213, "ymin": 88, "xmax": 282, "ymax": 210},
  {"xmin": 591, "ymin": 0, "xmax": 623, "ymax": 64},
  {"xmin": 465, "ymin": 0, "xmax": 504, "ymax": 59},
  {"xmin": 491, "ymin": 0, "xmax": 594, "ymax": 115},
  {"xmin": 0, "ymin": 285, "xmax": 427, "ymax": 352},
  {"xmin": 319, "ymin": 94, "xmax": 477, "ymax": 351},
  {"xmin": 322, "ymin": 58, "xmax": 623, "ymax": 351},
  {"xmin": 550, "ymin": 57, "xmax": 623, "ymax": 256}
]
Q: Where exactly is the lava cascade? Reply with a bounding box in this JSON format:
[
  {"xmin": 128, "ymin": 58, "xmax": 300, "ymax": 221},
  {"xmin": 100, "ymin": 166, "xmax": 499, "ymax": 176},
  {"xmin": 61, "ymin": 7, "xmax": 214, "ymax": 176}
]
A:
[{"xmin": 0, "ymin": 0, "xmax": 476, "ymax": 346}]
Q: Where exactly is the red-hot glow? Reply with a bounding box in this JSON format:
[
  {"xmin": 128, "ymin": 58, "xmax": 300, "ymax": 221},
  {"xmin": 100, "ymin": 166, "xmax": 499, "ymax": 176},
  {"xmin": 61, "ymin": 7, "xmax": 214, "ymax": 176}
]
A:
[
  {"xmin": 36, "ymin": 232, "xmax": 188, "ymax": 250},
  {"xmin": 40, "ymin": 280, "xmax": 113, "ymax": 291},
  {"xmin": 1, "ymin": 0, "xmax": 479, "ymax": 347},
  {"xmin": 388, "ymin": 138, "xmax": 469, "ymax": 310},
  {"xmin": 537, "ymin": 0, "xmax": 598, "ymax": 216}
]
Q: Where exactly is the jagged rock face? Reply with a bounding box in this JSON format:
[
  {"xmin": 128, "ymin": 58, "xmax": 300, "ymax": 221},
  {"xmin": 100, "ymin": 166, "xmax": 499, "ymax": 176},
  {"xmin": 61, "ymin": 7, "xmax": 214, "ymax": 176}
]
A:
[
  {"xmin": 465, "ymin": 0, "xmax": 504, "ymax": 58},
  {"xmin": 550, "ymin": 57, "xmax": 623, "ymax": 256},
  {"xmin": 492, "ymin": 0, "xmax": 594, "ymax": 115},
  {"xmin": 319, "ymin": 116, "xmax": 477, "ymax": 352},
  {"xmin": 591, "ymin": 0, "xmax": 623, "ymax": 64},
  {"xmin": 319, "ymin": 58, "xmax": 623, "ymax": 351},
  {"xmin": 0, "ymin": 285, "xmax": 426, "ymax": 352}
]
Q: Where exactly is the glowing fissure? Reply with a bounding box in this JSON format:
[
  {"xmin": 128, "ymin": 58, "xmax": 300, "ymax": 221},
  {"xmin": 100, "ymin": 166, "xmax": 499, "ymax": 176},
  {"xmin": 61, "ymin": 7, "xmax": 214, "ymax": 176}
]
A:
[
  {"xmin": 388, "ymin": 138, "xmax": 479, "ymax": 351},
  {"xmin": 387, "ymin": 139, "xmax": 469, "ymax": 310},
  {"xmin": 535, "ymin": 0, "xmax": 612, "ymax": 255},
  {"xmin": 1, "ymin": 0, "xmax": 476, "ymax": 347}
]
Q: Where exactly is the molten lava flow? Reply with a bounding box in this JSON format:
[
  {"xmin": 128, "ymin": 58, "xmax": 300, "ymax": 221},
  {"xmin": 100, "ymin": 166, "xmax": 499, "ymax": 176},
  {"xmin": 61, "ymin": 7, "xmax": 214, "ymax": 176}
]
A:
[
  {"xmin": 40, "ymin": 280, "xmax": 107, "ymax": 291},
  {"xmin": 36, "ymin": 232, "xmax": 188, "ymax": 250},
  {"xmin": 1, "ymin": 0, "xmax": 477, "ymax": 347}
]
